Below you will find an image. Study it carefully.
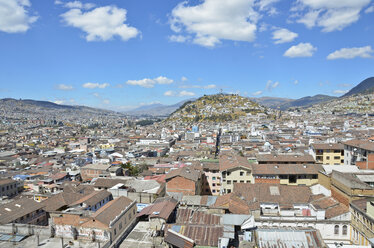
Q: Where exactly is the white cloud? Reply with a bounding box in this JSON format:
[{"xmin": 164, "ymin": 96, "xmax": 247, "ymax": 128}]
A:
[
  {"xmin": 327, "ymin": 46, "xmax": 373, "ymax": 59},
  {"xmin": 61, "ymin": 6, "xmax": 139, "ymax": 42},
  {"xmin": 293, "ymin": 80, "xmax": 299, "ymax": 85},
  {"xmin": 54, "ymin": 100, "xmax": 65, "ymax": 105},
  {"xmin": 365, "ymin": 5, "xmax": 374, "ymax": 13},
  {"xmin": 82, "ymin": 82, "xmax": 110, "ymax": 89},
  {"xmin": 164, "ymin": 90, "xmax": 196, "ymax": 97},
  {"xmin": 252, "ymin": 90, "xmax": 263, "ymax": 96},
  {"xmin": 338, "ymin": 83, "xmax": 351, "ymax": 87},
  {"xmin": 255, "ymin": 0, "xmax": 279, "ymax": 15},
  {"xmin": 272, "ymin": 28, "xmax": 298, "ymax": 44},
  {"xmin": 181, "ymin": 76, "xmax": 188, "ymax": 82},
  {"xmin": 333, "ymin": 89, "xmax": 348, "ymax": 94},
  {"xmin": 169, "ymin": 35, "xmax": 189, "ymax": 43},
  {"xmin": 178, "ymin": 90, "xmax": 196, "ymax": 97},
  {"xmin": 292, "ymin": 0, "xmax": 371, "ymax": 32},
  {"xmin": 56, "ymin": 84, "xmax": 74, "ymax": 91},
  {"xmin": 0, "ymin": 0, "xmax": 38, "ymax": 33},
  {"xmin": 265, "ymin": 80, "xmax": 279, "ymax": 91},
  {"xmin": 126, "ymin": 76, "xmax": 174, "ymax": 88},
  {"xmin": 154, "ymin": 76, "xmax": 173, "ymax": 85},
  {"xmin": 64, "ymin": 1, "xmax": 95, "ymax": 10},
  {"xmin": 284, "ymin": 42, "xmax": 317, "ymax": 57},
  {"xmin": 93, "ymin": 92, "xmax": 99, "ymax": 97},
  {"xmin": 103, "ymin": 99, "xmax": 110, "ymax": 105},
  {"xmin": 170, "ymin": 0, "xmax": 259, "ymax": 47}
]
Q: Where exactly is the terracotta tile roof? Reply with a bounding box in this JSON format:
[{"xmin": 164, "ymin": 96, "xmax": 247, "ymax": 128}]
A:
[
  {"xmin": 69, "ymin": 190, "xmax": 112, "ymax": 207},
  {"xmin": 0, "ymin": 198, "xmax": 44, "ymax": 224},
  {"xmin": 213, "ymin": 193, "xmax": 250, "ymax": 214},
  {"xmin": 256, "ymin": 154, "xmax": 315, "ymax": 163},
  {"xmin": 234, "ymin": 183, "xmax": 312, "ymax": 208},
  {"xmin": 325, "ymin": 203, "xmax": 349, "ymax": 219},
  {"xmin": 219, "ymin": 154, "xmax": 252, "ymax": 172},
  {"xmin": 165, "ymin": 167, "xmax": 201, "ymax": 182},
  {"xmin": 252, "ymin": 163, "xmax": 322, "ymax": 175},
  {"xmin": 93, "ymin": 178, "xmax": 127, "ymax": 189},
  {"xmin": 42, "ymin": 192, "xmax": 83, "ymax": 212},
  {"xmin": 311, "ymin": 143, "xmax": 344, "ymax": 150},
  {"xmin": 344, "ymin": 139, "xmax": 374, "ymax": 152},
  {"xmin": 92, "ymin": 196, "xmax": 134, "ymax": 226}
]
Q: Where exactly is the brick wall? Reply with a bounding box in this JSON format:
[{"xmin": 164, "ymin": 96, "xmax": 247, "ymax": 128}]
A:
[
  {"xmin": 166, "ymin": 176, "xmax": 196, "ymax": 195},
  {"xmin": 356, "ymin": 154, "xmax": 374, "ymax": 170}
]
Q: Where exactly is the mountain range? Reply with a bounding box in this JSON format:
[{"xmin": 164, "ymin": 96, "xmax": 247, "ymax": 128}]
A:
[
  {"xmin": 1, "ymin": 77, "xmax": 373, "ymax": 117},
  {"xmin": 0, "ymin": 98, "xmax": 121, "ymax": 116},
  {"xmin": 125, "ymin": 99, "xmax": 194, "ymax": 117}
]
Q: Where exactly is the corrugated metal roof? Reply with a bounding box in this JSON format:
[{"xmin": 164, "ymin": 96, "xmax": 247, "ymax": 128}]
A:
[
  {"xmin": 222, "ymin": 214, "xmax": 251, "ymax": 225},
  {"xmin": 257, "ymin": 228, "xmax": 324, "ymax": 248}
]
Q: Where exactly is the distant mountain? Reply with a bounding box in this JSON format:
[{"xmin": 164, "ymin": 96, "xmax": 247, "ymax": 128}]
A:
[
  {"xmin": 249, "ymin": 97, "xmax": 293, "ymax": 108},
  {"xmin": 342, "ymin": 77, "xmax": 374, "ymax": 97},
  {"xmin": 125, "ymin": 99, "xmax": 194, "ymax": 117},
  {"xmin": 278, "ymin": 94, "xmax": 337, "ymax": 110},
  {"xmin": 0, "ymin": 98, "xmax": 121, "ymax": 116},
  {"xmin": 167, "ymin": 94, "xmax": 267, "ymax": 123}
]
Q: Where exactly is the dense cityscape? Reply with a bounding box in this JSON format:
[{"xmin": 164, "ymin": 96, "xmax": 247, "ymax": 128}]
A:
[{"xmin": 1, "ymin": 0, "xmax": 374, "ymax": 247}]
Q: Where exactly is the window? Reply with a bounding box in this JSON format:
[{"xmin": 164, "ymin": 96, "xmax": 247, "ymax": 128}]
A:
[
  {"xmin": 212, "ymin": 190, "xmax": 216, "ymax": 193},
  {"xmin": 227, "ymin": 180, "xmax": 231, "ymax": 185},
  {"xmin": 246, "ymin": 181, "xmax": 251, "ymax": 183},
  {"xmin": 233, "ymin": 180, "xmax": 237, "ymax": 183},
  {"xmin": 334, "ymin": 156, "xmax": 340, "ymax": 160},
  {"xmin": 334, "ymin": 225, "xmax": 339, "ymax": 235},
  {"xmin": 227, "ymin": 189, "xmax": 231, "ymax": 193},
  {"xmin": 212, "ymin": 183, "xmax": 216, "ymax": 186},
  {"xmin": 326, "ymin": 156, "xmax": 330, "ymax": 160},
  {"xmin": 240, "ymin": 180, "xmax": 244, "ymax": 183},
  {"xmin": 240, "ymin": 172, "xmax": 244, "ymax": 176},
  {"xmin": 246, "ymin": 172, "xmax": 250, "ymax": 176},
  {"xmin": 227, "ymin": 172, "xmax": 231, "ymax": 176},
  {"xmin": 119, "ymin": 223, "xmax": 122, "ymax": 230},
  {"xmin": 342, "ymin": 225, "xmax": 347, "ymax": 235},
  {"xmin": 114, "ymin": 228, "xmax": 117, "ymax": 236},
  {"xmin": 212, "ymin": 177, "xmax": 216, "ymax": 180}
]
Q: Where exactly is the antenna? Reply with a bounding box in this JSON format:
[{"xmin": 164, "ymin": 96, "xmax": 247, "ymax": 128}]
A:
[{"xmin": 220, "ymin": 89, "xmax": 223, "ymax": 94}]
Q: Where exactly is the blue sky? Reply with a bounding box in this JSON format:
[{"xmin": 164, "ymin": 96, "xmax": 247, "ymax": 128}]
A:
[{"xmin": 0, "ymin": 0, "xmax": 373, "ymax": 111}]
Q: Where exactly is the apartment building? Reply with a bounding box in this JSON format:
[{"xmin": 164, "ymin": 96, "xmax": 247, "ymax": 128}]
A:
[
  {"xmin": 350, "ymin": 198, "xmax": 374, "ymax": 246},
  {"xmin": 310, "ymin": 143, "xmax": 344, "ymax": 165},
  {"xmin": 220, "ymin": 154, "xmax": 253, "ymax": 194}
]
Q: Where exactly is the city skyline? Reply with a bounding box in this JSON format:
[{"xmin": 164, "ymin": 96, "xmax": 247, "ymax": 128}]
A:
[{"xmin": 0, "ymin": 0, "xmax": 373, "ymax": 111}]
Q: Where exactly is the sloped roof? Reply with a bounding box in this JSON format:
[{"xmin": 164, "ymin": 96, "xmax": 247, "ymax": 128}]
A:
[
  {"xmin": 344, "ymin": 139, "xmax": 374, "ymax": 152},
  {"xmin": 234, "ymin": 183, "xmax": 312, "ymax": 207},
  {"xmin": 252, "ymin": 163, "xmax": 322, "ymax": 175},
  {"xmin": 0, "ymin": 198, "xmax": 44, "ymax": 224},
  {"xmin": 137, "ymin": 197, "xmax": 178, "ymax": 220},
  {"xmin": 219, "ymin": 154, "xmax": 252, "ymax": 172},
  {"xmin": 165, "ymin": 167, "xmax": 201, "ymax": 182},
  {"xmin": 92, "ymin": 196, "xmax": 134, "ymax": 226}
]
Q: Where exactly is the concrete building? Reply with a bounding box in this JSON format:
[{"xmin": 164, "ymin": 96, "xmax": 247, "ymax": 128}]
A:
[
  {"xmin": 0, "ymin": 178, "xmax": 23, "ymax": 198},
  {"xmin": 344, "ymin": 139, "xmax": 374, "ymax": 166},
  {"xmin": 310, "ymin": 143, "xmax": 344, "ymax": 165},
  {"xmin": 220, "ymin": 154, "xmax": 253, "ymax": 194},
  {"xmin": 350, "ymin": 198, "xmax": 374, "ymax": 246}
]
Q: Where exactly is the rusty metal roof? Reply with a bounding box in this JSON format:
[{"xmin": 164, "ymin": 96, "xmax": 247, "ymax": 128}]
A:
[{"xmin": 256, "ymin": 228, "xmax": 326, "ymax": 248}]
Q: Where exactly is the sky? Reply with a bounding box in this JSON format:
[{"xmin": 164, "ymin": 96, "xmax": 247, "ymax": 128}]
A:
[{"xmin": 0, "ymin": 0, "xmax": 373, "ymax": 111}]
